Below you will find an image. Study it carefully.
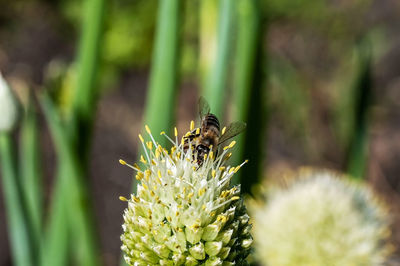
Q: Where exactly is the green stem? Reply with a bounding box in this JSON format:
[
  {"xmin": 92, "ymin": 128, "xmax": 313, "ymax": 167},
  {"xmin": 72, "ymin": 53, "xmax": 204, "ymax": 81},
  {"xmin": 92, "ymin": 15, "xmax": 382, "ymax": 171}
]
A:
[
  {"xmin": 40, "ymin": 173, "xmax": 70, "ymax": 266},
  {"xmin": 199, "ymin": 0, "xmax": 218, "ymax": 89},
  {"xmin": 41, "ymin": 95, "xmax": 101, "ymax": 266},
  {"xmin": 231, "ymin": 0, "xmax": 265, "ymax": 193},
  {"xmin": 71, "ymin": 0, "xmax": 106, "ymax": 160},
  {"xmin": 143, "ymin": 0, "xmax": 181, "ymax": 144},
  {"xmin": 41, "ymin": 0, "xmax": 106, "ymax": 263},
  {"xmin": 0, "ymin": 133, "xmax": 35, "ymax": 266},
  {"xmin": 203, "ymin": 0, "xmax": 235, "ymax": 118},
  {"xmin": 20, "ymin": 97, "xmax": 43, "ymax": 254},
  {"xmin": 232, "ymin": 0, "xmax": 260, "ymax": 161},
  {"xmin": 347, "ymin": 39, "xmax": 372, "ymax": 179}
]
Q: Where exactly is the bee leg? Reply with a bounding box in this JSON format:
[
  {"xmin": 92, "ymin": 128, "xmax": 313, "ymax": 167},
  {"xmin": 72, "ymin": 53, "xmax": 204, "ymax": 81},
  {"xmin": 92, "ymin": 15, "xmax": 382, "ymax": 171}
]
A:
[{"xmin": 183, "ymin": 133, "xmax": 200, "ymax": 141}]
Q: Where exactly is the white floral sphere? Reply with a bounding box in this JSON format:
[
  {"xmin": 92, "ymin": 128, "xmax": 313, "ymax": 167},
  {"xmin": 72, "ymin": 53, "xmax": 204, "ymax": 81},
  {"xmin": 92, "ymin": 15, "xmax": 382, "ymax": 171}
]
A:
[{"xmin": 251, "ymin": 171, "xmax": 392, "ymax": 266}]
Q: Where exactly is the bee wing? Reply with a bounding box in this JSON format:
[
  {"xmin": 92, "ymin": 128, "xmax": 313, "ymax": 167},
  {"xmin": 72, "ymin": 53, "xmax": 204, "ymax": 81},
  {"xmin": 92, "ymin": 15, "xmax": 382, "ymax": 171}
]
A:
[
  {"xmin": 198, "ymin": 96, "xmax": 210, "ymax": 120},
  {"xmin": 218, "ymin": 121, "xmax": 246, "ymax": 145}
]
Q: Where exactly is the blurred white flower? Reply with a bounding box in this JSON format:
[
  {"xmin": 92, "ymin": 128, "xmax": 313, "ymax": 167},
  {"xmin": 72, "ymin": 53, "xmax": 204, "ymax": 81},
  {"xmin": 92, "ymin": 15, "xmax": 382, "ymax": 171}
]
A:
[
  {"xmin": 0, "ymin": 72, "xmax": 18, "ymax": 132},
  {"xmin": 250, "ymin": 170, "xmax": 392, "ymax": 266},
  {"xmin": 120, "ymin": 125, "xmax": 252, "ymax": 265}
]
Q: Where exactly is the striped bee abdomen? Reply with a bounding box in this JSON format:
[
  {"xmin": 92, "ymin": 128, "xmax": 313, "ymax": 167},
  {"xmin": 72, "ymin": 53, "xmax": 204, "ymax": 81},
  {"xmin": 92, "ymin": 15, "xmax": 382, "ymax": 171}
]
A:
[{"xmin": 203, "ymin": 114, "xmax": 220, "ymax": 131}]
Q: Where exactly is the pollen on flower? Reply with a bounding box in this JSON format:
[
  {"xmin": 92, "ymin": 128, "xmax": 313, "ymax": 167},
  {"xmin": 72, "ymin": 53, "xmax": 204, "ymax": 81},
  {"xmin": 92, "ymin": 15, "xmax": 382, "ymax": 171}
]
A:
[
  {"xmin": 138, "ymin": 134, "xmax": 144, "ymax": 143},
  {"xmin": 120, "ymin": 124, "xmax": 252, "ymax": 265},
  {"xmin": 146, "ymin": 141, "xmax": 153, "ymax": 150},
  {"xmin": 140, "ymin": 155, "xmax": 147, "ymax": 164},
  {"xmin": 145, "ymin": 124, "xmax": 151, "ymax": 134},
  {"xmin": 228, "ymin": 140, "xmax": 236, "ymax": 148},
  {"xmin": 135, "ymin": 173, "xmax": 143, "ymax": 180},
  {"xmin": 119, "ymin": 196, "xmax": 128, "ymax": 201},
  {"xmin": 221, "ymin": 126, "xmax": 226, "ymax": 135}
]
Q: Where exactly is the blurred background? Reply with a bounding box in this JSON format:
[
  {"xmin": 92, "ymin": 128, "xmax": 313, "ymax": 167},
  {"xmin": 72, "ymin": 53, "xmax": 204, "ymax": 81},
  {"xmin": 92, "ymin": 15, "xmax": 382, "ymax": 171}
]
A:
[{"xmin": 0, "ymin": 0, "xmax": 399, "ymax": 265}]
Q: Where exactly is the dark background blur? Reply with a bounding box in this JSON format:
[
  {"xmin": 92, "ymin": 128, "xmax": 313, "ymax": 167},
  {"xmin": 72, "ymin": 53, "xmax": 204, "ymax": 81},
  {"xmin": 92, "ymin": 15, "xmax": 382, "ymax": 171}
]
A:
[{"xmin": 0, "ymin": 0, "xmax": 400, "ymax": 265}]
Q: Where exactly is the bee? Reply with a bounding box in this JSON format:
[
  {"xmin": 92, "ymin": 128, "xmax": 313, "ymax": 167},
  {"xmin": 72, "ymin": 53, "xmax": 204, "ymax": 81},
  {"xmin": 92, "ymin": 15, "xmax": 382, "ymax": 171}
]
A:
[{"xmin": 184, "ymin": 97, "xmax": 246, "ymax": 165}]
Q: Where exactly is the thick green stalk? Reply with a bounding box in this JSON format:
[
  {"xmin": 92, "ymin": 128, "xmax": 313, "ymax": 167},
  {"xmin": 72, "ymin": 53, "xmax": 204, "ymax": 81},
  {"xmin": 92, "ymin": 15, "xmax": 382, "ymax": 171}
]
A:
[
  {"xmin": 42, "ymin": 0, "xmax": 105, "ymax": 264},
  {"xmin": 203, "ymin": 0, "xmax": 235, "ymax": 118},
  {"xmin": 70, "ymin": 0, "xmax": 106, "ymax": 261},
  {"xmin": 72, "ymin": 0, "xmax": 105, "ymax": 129},
  {"xmin": 41, "ymin": 95, "xmax": 100, "ymax": 266},
  {"xmin": 199, "ymin": 0, "xmax": 218, "ymax": 89},
  {"xmin": 41, "ymin": 174, "xmax": 70, "ymax": 266},
  {"xmin": 347, "ymin": 40, "xmax": 372, "ymax": 179},
  {"xmin": 20, "ymin": 98, "xmax": 43, "ymax": 253},
  {"xmin": 0, "ymin": 133, "xmax": 35, "ymax": 266},
  {"xmin": 231, "ymin": 0, "xmax": 265, "ymax": 193},
  {"xmin": 70, "ymin": 0, "xmax": 106, "ymax": 168},
  {"xmin": 232, "ymin": 0, "xmax": 260, "ymax": 164},
  {"xmin": 142, "ymin": 0, "xmax": 181, "ymax": 144}
]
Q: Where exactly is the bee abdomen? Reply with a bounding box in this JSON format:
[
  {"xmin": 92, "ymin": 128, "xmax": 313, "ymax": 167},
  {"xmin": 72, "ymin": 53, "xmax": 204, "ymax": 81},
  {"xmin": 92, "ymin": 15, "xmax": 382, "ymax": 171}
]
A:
[{"xmin": 204, "ymin": 114, "xmax": 220, "ymax": 131}]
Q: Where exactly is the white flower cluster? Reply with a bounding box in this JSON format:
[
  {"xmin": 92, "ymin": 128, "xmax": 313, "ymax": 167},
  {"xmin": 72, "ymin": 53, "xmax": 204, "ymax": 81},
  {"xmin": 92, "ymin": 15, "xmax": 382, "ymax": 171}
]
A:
[
  {"xmin": 120, "ymin": 125, "xmax": 252, "ymax": 265},
  {"xmin": 251, "ymin": 171, "xmax": 392, "ymax": 266}
]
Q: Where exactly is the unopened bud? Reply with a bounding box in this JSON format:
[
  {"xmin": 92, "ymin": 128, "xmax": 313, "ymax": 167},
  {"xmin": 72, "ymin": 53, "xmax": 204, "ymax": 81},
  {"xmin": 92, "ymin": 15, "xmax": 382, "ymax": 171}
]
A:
[{"xmin": 0, "ymin": 72, "xmax": 18, "ymax": 132}]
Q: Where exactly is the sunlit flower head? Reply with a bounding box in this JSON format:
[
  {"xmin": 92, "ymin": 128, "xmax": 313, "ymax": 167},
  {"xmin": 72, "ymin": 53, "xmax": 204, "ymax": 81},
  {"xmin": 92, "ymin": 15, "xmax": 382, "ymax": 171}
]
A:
[
  {"xmin": 250, "ymin": 170, "xmax": 392, "ymax": 266},
  {"xmin": 120, "ymin": 124, "xmax": 252, "ymax": 265}
]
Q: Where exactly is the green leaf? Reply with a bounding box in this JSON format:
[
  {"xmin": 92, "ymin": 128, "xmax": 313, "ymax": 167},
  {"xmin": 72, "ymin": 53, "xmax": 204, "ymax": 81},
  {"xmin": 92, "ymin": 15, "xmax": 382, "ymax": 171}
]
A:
[
  {"xmin": 20, "ymin": 96, "xmax": 43, "ymax": 254},
  {"xmin": 0, "ymin": 133, "xmax": 36, "ymax": 266},
  {"xmin": 142, "ymin": 0, "xmax": 181, "ymax": 145},
  {"xmin": 40, "ymin": 94, "xmax": 100, "ymax": 266},
  {"xmin": 231, "ymin": 0, "xmax": 265, "ymax": 192},
  {"xmin": 347, "ymin": 39, "xmax": 372, "ymax": 179},
  {"xmin": 203, "ymin": 0, "xmax": 236, "ymax": 118}
]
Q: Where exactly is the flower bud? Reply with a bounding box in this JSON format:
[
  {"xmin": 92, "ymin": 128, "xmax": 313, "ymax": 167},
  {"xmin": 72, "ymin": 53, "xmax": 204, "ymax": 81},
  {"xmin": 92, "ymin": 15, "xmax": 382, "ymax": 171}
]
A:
[{"xmin": 0, "ymin": 72, "xmax": 18, "ymax": 132}]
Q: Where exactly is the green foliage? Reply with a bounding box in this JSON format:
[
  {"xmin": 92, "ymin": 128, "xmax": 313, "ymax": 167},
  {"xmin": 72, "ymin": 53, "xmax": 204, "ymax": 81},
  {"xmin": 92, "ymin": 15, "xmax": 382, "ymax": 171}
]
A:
[
  {"xmin": 232, "ymin": 0, "xmax": 265, "ymax": 192},
  {"xmin": 199, "ymin": 0, "xmax": 218, "ymax": 88},
  {"xmin": 203, "ymin": 0, "xmax": 235, "ymax": 118},
  {"xmin": 102, "ymin": 0, "xmax": 157, "ymax": 68},
  {"xmin": 0, "ymin": 134, "xmax": 36, "ymax": 266},
  {"xmin": 331, "ymin": 38, "xmax": 373, "ymax": 179},
  {"xmin": 346, "ymin": 40, "xmax": 372, "ymax": 179},
  {"xmin": 41, "ymin": 176, "xmax": 70, "ymax": 266},
  {"xmin": 61, "ymin": 0, "xmax": 157, "ymax": 69},
  {"xmin": 41, "ymin": 0, "xmax": 106, "ymax": 264},
  {"xmin": 142, "ymin": 0, "xmax": 181, "ymax": 145},
  {"xmin": 0, "ymin": 75, "xmax": 37, "ymax": 266},
  {"xmin": 41, "ymin": 94, "xmax": 101, "ymax": 266},
  {"xmin": 20, "ymin": 97, "xmax": 43, "ymax": 256}
]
